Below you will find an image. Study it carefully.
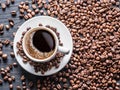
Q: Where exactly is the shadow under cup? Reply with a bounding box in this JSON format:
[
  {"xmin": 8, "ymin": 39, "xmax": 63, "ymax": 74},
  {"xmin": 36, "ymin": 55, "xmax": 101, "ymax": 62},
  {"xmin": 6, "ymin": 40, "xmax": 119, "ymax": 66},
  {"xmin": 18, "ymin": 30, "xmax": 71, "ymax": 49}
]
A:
[{"xmin": 22, "ymin": 27, "xmax": 59, "ymax": 62}]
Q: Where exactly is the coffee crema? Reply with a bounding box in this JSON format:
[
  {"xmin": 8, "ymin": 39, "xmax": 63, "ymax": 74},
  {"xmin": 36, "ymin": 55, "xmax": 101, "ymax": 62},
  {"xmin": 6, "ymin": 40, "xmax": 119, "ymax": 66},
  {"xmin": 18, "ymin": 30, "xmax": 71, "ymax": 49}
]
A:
[{"xmin": 24, "ymin": 29, "xmax": 55, "ymax": 60}]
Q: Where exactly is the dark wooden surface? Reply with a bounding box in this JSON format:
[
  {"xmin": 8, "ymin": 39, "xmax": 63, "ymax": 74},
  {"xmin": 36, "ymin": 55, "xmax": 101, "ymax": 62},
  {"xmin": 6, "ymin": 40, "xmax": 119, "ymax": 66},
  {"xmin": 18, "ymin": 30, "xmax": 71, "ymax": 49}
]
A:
[{"xmin": 0, "ymin": 0, "xmax": 45, "ymax": 90}]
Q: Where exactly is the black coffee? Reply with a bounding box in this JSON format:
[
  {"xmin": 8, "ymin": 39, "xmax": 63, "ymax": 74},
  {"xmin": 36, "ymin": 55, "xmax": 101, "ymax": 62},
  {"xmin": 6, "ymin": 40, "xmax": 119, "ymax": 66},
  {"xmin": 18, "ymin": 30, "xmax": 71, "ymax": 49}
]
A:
[{"xmin": 32, "ymin": 30, "xmax": 55, "ymax": 52}]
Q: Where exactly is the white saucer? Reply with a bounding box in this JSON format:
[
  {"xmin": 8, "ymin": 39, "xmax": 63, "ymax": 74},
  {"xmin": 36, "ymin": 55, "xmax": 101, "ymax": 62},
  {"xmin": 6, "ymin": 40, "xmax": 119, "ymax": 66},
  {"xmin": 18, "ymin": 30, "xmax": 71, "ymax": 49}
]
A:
[{"xmin": 13, "ymin": 16, "xmax": 73, "ymax": 76}]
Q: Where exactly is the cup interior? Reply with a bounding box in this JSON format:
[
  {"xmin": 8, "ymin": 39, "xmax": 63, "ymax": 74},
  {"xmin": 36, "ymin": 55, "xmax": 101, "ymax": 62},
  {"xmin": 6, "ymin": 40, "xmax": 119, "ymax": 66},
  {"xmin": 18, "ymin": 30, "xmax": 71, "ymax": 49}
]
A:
[{"xmin": 22, "ymin": 26, "xmax": 59, "ymax": 63}]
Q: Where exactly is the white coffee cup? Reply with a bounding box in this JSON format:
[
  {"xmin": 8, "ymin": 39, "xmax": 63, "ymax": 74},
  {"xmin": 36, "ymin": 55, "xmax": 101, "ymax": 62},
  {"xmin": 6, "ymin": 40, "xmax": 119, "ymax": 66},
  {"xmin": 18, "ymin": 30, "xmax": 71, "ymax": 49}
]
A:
[{"xmin": 22, "ymin": 26, "xmax": 69, "ymax": 63}]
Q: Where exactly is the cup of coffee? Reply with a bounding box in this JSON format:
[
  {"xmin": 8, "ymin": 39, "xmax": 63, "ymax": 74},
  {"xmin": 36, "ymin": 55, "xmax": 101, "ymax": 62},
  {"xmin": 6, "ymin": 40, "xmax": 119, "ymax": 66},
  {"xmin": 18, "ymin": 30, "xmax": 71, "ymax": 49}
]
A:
[{"xmin": 22, "ymin": 26, "xmax": 69, "ymax": 63}]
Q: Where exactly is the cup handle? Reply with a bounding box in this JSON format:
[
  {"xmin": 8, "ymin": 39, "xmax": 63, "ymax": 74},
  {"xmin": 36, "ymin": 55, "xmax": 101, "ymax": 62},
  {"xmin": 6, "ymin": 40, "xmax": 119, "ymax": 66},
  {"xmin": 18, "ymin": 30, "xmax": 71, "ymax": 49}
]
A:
[{"xmin": 58, "ymin": 46, "xmax": 70, "ymax": 54}]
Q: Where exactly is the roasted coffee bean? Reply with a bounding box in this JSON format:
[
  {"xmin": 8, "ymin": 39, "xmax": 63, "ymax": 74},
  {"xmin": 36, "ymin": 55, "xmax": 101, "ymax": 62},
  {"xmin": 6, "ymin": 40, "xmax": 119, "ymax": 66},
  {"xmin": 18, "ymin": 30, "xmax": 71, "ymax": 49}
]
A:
[
  {"xmin": 10, "ymin": 52, "xmax": 15, "ymax": 58},
  {"xmin": 3, "ymin": 39, "xmax": 10, "ymax": 45},
  {"xmin": 35, "ymin": 9, "xmax": 39, "ymax": 14},
  {"xmin": 56, "ymin": 84, "xmax": 61, "ymax": 89},
  {"xmin": 22, "ymin": 82, "xmax": 26, "ymax": 86},
  {"xmin": 32, "ymin": 4, "xmax": 36, "ymax": 9},
  {"xmin": 13, "ymin": 62, "xmax": 17, "ymax": 67},
  {"xmin": 11, "ymin": 76, "xmax": 15, "ymax": 81},
  {"xmin": 2, "ymin": 54, "xmax": 7, "ymax": 60},
  {"xmin": 11, "ymin": 11, "xmax": 17, "ymax": 16},
  {"xmin": 1, "ymin": 3, "xmax": 6, "ymax": 10},
  {"xmin": 6, "ymin": 66, "xmax": 10, "ymax": 72},
  {"xmin": 28, "ymin": 81, "xmax": 33, "ymax": 87},
  {"xmin": 23, "ymin": 86, "xmax": 26, "ymax": 90},
  {"xmin": 9, "ymin": 22, "xmax": 14, "ymax": 27},
  {"xmin": 16, "ymin": 86, "xmax": 21, "ymax": 90},
  {"xmin": 0, "ymin": 79, "xmax": 3, "ymax": 85},
  {"xmin": 0, "ymin": 24, "xmax": 4, "ymax": 31},
  {"xmin": 27, "ymin": 13, "xmax": 32, "ymax": 18},
  {"xmin": 9, "ymin": 84, "xmax": 13, "ymax": 90},
  {"xmin": 8, "ymin": 78, "xmax": 12, "ymax": 83},
  {"xmin": 19, "ymin": 9, "xmax": 24, "ymax": 14},
  {"xmin": 0, "ymin": 51, "xmax": 3, "ymax": 56},
  {"xmin": 5, "ymin": 25, "xmax": 10, "ymax": 30},
  {"xmin": 19, "ymin": 14, "xmax": 24, "ymax": 19},
  {"xmin": 6, "ymin": 0, "xmax": 10, "ymax": 6},
  {"xmin": 25, "ymin": 1, "xmax": 29, "ymax": 5},
  {"xmin": 24, "ymin": 15, "xmax": 29, "ymax": 20},
  {"xmin": 11, "ymin": 0, "xmax": 15, "ymax": 4},
  {"xmin": 4, "ymin": 76, "xmax": 8, "ymax": 81},
  {"xmin": 31, "ymin": 11, "xmax": 35, "ymax": 16},
  {"xmin": 21, "ymin": 75, "xmax": 25, "ymax": 81}
]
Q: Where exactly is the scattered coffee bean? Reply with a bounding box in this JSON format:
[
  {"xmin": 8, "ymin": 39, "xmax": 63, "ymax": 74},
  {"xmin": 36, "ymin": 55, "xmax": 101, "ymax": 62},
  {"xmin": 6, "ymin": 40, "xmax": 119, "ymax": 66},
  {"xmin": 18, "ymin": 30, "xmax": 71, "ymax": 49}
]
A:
[
  {"xmin": 19, "ymin": 14, "xmax": 24, "ymax": 19},
  {"xmin": 10, "ymin": 52, "xmax": 15, "ymax": 58},
  {"xmin": 1, "ymin": 3, "xmax": 6, "ymax": 10},
  {"xmin": 3, "ymin": 76, "xmax": 8, "ymax": 81},
  {"xmin": 27, "ymin": 13, "xmax": 32, "ymax": 18},
  {"xmin": 8, "ymin": 78, "xmax": 12, "ymax": 83},
  {"xmin": 32, "ymin": 4, "xmax": 37, "ymax": 10},
  {"xmin": 22, "ymin": 82, "xmax": 26, "ymax": 86},
  {"xmin": 6, "ymin": 0, "xmax": 10, "ymax": 6},
  {"xmin": 13, "ymin": 62, "xmax": 17, "ymax": 67},
  {"xmin": 35, "ymin": 9, "xmax": 39, "ymax": 14},
  {"xmin": 2, "ymin": 54, "xmax": 7, "ymax": 60},
  {"xmin": 11, "ymin": 11, "xmax": 17, "ymax": 16},
  {"xmin": 0, "ymin": 24, "xmax": 4, "ymax": 31},
  {"xmin": 28, "ymin": 81, "xmax": 33, "ymax": 87},
  {"xmin": 3, "ymin": 39, "xmax": 10, "ymax": 46},
  {"xmin": 16, "ymin": 86, "xmax": 21, "ymax": 90},
  {"xmin": 21, "ymin": 75, "xmax": 25, "ymax": 81},
  {"xmin": 11, "ymin": 76, "xmax": 15, "ymax": 81},
  {"xmin": 0, "ymin": 51, "xmax": 3, "ymax": 56},
  {"xmin": 0, "ymin": 79, "xmax": 3, "ymax": 85},
  {"xmin": 9, "ymin": 22, "xmax": 14, "ymax": 27},
  {"xmin": 24, "ymin": 15, "xmax": 29, "ymax": 20},
  {"xmin": 22, "ymin": 86, "xmax": 26, "ymax": 90},
  {"xmin": 6, "ymin": 66, "xmax": 10, "ymax": 72},
  {"xmin": 9, "ymin": 84, "xmax": 13, "ymax": 90},
  {"xmin": 11, "ymin": 0, "xmax": 15, "ymax": 4},
  {"xmin": 5, "ymin": 25, "xmax": 10, "ymax": 30},
  {"xmin": 0, "ymin": 43, "xmax": 3, "ymax": 48}
]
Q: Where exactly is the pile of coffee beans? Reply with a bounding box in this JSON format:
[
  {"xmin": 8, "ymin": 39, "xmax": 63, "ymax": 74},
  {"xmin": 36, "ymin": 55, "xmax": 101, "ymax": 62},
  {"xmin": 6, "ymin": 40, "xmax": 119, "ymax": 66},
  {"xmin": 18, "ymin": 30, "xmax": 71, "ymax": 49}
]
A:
[
  {"xmin": 16, "ymin": 24, "xmax": 64, "ymax": 73},
  {"xmin": 0, "ymin": 0, "xmax": 120, "ymax": 89}
]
